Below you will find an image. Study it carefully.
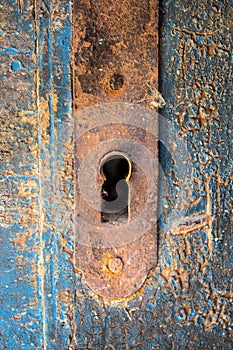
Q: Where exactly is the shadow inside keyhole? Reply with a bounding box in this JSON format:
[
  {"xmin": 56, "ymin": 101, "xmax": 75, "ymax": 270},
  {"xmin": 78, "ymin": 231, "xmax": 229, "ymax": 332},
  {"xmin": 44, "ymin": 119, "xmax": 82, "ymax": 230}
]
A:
[
  {"xmin": 100, "ymin": 142, "xmax": 175, "ymax": 226},
  {"xmin": 101, "ymin": 154, "xmax": 131, "ymax": 224}
]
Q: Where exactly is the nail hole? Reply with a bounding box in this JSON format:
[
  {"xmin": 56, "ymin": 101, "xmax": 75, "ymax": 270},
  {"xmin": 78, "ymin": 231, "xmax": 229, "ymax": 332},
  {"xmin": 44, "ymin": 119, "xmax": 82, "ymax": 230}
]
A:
[{"xmin": 109, "ymin": 74, "xmax": 124, "ymax": 91}]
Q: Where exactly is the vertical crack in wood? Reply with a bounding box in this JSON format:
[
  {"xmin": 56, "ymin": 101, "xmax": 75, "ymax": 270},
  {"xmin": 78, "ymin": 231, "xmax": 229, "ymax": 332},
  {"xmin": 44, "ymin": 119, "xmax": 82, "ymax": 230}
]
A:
[{"xmin": 34, "ymin": 0, "xmax": 47, "ymax": 348}]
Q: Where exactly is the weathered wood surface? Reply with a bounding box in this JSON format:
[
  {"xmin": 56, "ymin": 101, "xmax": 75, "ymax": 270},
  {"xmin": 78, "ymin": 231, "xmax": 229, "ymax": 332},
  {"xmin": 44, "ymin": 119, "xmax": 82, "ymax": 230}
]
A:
[{"xmin": 0, "ymin": 0, "xmax": 232, "ymax": 349}]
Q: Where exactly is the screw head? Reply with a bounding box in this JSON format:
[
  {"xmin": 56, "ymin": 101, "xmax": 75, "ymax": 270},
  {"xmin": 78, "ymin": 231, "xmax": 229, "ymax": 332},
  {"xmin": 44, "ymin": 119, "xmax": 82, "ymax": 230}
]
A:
[{"xmin": 108, "ymin": 257, "xmax": 124, "ymax": 274}]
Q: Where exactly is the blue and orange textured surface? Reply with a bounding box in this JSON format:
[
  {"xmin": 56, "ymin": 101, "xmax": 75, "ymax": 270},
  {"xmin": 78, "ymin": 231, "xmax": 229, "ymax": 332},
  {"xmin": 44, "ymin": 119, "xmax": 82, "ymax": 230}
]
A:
[{"xmin": 0, "ymin": 0, "xmax": 232, "ymax": 349}]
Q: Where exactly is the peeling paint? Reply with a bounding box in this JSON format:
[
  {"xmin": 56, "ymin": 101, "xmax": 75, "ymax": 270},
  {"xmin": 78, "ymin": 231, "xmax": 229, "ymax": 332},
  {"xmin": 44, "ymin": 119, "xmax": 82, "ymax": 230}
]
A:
[{"xmin": 0, "ymin": 0, "xmax": 232, "ymax": 348}]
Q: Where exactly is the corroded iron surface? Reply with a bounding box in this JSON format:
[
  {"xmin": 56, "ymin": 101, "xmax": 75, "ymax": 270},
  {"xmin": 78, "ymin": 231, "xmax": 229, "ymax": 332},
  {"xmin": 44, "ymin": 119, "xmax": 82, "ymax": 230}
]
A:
[
  {"xmin": 74, "ymin": 109, "xmax": 158, "ymax": 298},
  {"xmin": 73, "ymin": 0, "xmax": 159, "ymax": 108},
  {"xmin": 73, "ymin": 0, "xmax": 159, "ymax": 298}
]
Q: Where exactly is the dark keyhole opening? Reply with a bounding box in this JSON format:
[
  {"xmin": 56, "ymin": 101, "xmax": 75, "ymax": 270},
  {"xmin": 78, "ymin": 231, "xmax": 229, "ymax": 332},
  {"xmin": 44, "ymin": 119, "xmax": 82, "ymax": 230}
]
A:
[{"xmin": 100, "ymin": 153, "xmax": 131, "ymax": 224}]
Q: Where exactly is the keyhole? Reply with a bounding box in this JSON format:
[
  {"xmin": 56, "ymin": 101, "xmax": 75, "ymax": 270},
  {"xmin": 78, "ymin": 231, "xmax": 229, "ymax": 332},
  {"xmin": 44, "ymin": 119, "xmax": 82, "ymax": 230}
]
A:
[{"xmin": 100, "ymin": 152, "xmax": 132, "ymax": 224}]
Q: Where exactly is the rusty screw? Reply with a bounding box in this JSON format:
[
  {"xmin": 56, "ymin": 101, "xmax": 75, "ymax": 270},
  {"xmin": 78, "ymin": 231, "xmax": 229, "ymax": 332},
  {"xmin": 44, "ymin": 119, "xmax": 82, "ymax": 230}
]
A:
[{"xmin": 108, "ymin": 257, "xmax": 123, "ymax": 274}]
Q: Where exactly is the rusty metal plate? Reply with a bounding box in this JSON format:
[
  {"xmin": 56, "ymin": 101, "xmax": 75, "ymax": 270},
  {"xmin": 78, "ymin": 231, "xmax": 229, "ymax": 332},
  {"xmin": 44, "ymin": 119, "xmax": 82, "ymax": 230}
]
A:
[{"xmin": 73, "ymin": 0, "xmax": 159, "ymax": 299}]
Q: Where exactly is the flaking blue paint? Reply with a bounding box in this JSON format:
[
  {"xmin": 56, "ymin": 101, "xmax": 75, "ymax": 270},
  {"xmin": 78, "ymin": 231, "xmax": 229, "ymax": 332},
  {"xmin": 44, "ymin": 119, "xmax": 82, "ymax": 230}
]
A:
[
  {"xmin": 1, "ymin": 0, "xmax": 232, "ymax": 348},
  {"xmin": 11, "ymin": 60, "xmax": 21, "ymax": 70}
]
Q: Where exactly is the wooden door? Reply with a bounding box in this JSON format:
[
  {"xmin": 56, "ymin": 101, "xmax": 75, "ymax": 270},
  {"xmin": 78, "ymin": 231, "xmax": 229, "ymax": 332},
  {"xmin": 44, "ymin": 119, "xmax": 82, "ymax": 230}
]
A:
[{"xmin": 0, "ymin": 0, "xmax": 232, "ymax": 348}]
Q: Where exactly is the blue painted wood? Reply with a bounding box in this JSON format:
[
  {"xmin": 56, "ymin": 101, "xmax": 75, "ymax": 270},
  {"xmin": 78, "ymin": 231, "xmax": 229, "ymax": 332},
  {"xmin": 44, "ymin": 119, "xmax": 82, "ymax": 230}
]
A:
[
  {"xmin": 0, "ymin": 1, "xmax": 43, "ymax": 348},
  {"xmin": 0, "ymin": 0, "xmax": 232, "ymax": 348},
  {"xmin": 35, "ymin": 0, "xmax": 74, "ymax": 348}
]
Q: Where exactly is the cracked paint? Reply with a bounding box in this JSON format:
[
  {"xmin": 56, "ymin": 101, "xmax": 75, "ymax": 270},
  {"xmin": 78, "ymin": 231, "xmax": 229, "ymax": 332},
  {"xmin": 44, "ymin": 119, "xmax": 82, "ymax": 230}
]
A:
[{"xmin": 0, "ymin": 0, "xmax": 232, "ymax": 349}]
